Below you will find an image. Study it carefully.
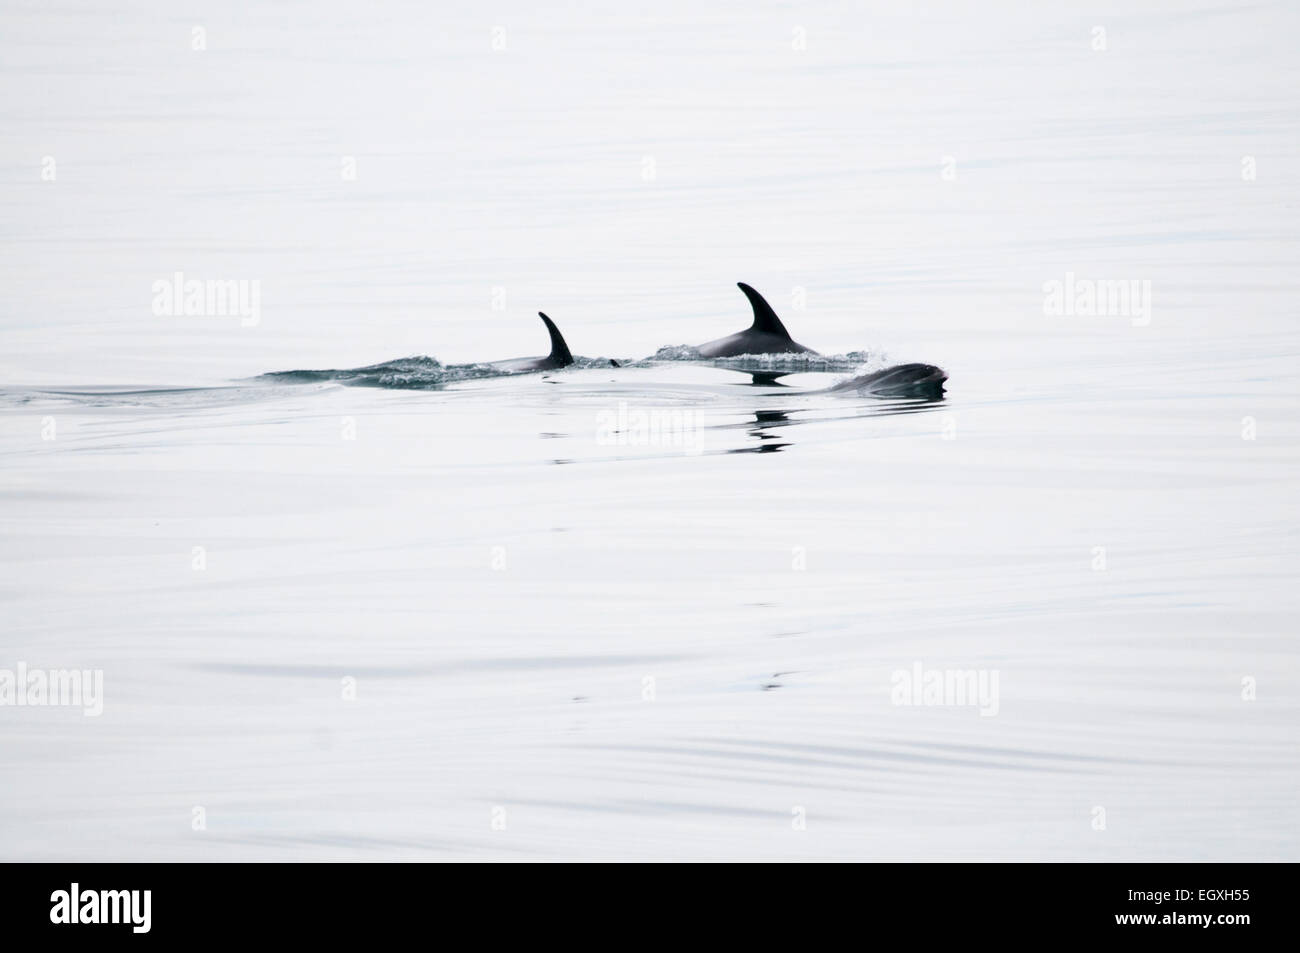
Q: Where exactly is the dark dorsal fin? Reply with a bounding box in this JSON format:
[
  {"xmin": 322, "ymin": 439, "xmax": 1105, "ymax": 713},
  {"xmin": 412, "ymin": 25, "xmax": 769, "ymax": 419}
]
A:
[
  {"xmin": 737, "ymin": 282, "xmax": 793, "ymax": 339},
  {"xmin": 538, "ymin": 312, "xmax": 573, "ymax": 367}
]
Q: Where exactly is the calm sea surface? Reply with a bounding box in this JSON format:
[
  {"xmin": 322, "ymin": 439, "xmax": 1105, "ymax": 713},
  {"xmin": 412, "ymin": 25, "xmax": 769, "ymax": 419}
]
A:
[{"xmin": 1, "ymin": 1, "xmax": 1297, "ymax": 859}]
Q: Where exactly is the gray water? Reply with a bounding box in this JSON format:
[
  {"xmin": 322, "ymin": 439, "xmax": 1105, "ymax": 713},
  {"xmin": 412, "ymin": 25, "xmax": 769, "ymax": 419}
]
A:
[{"xmin": 1, "ymin": 1, "xmax": 1297, "ymax": 861}]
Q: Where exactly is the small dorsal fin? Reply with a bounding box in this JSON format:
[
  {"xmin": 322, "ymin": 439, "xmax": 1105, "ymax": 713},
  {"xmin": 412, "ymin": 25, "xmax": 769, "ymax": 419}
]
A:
[
  {"xmin": 737, "ymin": 282, "xmax": 793, "ymax": 339},
  {"xmin": 538, "ymin": 312, "xmax": 573, "ymax": 367}
]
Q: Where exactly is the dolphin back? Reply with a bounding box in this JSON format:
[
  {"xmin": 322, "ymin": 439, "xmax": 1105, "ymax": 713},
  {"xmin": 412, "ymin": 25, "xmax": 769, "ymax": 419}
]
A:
[
  {"xmin": 695, "ymin": 283, "xmax": 816, "ymax": 357},
  {"xmin": 831, "ymin": 363, "xmax": 947, "ymax": 398},
  {"xmin": 737, "ymin": 282, "xmax": 794, "ymax": 338},
  {"xmin": 538, "ymin": 312, "xmax": 574, "ymax": 367}
]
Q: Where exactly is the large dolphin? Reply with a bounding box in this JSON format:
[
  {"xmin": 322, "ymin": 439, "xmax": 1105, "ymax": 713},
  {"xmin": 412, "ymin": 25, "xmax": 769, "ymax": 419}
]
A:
[
  {"xmin": 488, "ymin": 313, "xmax": 574, "ymax": 372},
  {"xmin": 697, "ymin": 282, "xmax": 946, "ymax": 397},
  {"xmin": 696, "ymin": 283, "xmax": 818, "ymax": 357}
]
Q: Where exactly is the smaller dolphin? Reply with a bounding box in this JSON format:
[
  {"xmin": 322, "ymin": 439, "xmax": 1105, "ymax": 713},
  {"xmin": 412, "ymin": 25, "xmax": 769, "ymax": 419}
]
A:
[
  {"xmin": 696, "ymin": 283, "xmax": 818, "ymax": 357},
  {"xmin": 828, "ymin": 362, "xmax": 947, "ymax": 398},
  {"xmin": 489, "ymin": 313, "xmax": 575, "ymax": 373}
]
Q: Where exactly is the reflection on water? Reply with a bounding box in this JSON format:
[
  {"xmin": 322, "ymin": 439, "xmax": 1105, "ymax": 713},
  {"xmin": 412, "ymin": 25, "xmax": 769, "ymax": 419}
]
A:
[
  {"xmin": 737, "ymin": 372, "xmax": 794, "ymax": 388},
  {"xmin": 715, "ymin": 398, "xmax": 946, "ymax": 455},
  {"xmin": 729, "ymin": 410, "xmax": 793, "ymax": 454}
]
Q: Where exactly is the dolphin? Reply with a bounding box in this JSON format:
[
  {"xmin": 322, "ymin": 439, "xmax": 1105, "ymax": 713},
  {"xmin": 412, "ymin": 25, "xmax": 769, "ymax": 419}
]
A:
[
  {"xmin": 827, "ymin": 362, "xmax": 947, "ymax": 398},
  {"xmin": 488, "ymin": 313, "xmax": 575, "ymax": 373},
  {"xmin": 696, "ymin": 283, "xmax": 818, "ymax": 357},
  {"xmin": 696, "ymin": 282, "xmax": 946, "ymax": 397}
]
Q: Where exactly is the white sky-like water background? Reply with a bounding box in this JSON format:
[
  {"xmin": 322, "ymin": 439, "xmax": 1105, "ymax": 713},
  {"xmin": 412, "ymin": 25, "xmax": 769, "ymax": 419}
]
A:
[{"xmin": 1, "ymin": 1, "xmax": 1297, "ymax": 859}]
